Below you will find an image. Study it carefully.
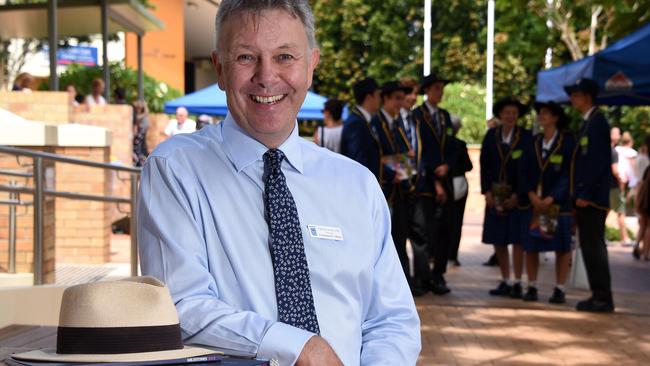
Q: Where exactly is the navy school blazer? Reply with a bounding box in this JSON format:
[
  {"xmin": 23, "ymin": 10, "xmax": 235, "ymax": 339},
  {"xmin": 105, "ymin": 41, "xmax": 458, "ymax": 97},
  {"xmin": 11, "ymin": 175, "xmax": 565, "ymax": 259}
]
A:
[{"xmin": 340, "ymin": 107, "xmax": 382, "ymax": 181}]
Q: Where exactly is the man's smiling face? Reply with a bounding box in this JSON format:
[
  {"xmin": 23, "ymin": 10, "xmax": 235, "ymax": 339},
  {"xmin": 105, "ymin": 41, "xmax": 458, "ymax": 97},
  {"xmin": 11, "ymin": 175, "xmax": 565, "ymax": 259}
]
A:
[{"xmin": 212, "ymin": 9, "xmax": 320, "ymax": 148}]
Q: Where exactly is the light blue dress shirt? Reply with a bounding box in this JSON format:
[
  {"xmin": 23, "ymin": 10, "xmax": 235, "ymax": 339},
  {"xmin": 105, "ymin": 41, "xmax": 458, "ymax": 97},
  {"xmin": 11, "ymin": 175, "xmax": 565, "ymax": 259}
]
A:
[{"xmin": 138, "ymin": 114, "xmax": 421, "ymax": 365}]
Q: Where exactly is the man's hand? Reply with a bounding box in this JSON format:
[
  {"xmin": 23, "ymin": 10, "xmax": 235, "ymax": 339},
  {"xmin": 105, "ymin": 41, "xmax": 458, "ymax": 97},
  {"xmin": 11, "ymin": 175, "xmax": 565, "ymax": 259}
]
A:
[
  {"xmin": 407, "ymin": 149, "xmax": 416, "ymax": 159},
  {"xmin": 485, "ymin": 192, "xmax": 495, "ymax": 208},
  {"xmin": 435, "ymin": 181, "xmax": 447, "ymax": 204},
  {"xmin": 503, "ymin": 194, "xmax": 518, "ymax": 210},
  {"xmin": 434, "ymin": 164, "xmax": 449, "ymax": 177},
  {"xmin": 540, "ymin": 196, "xmax": 554, "ymax": 211},
  {"xmin": 575, "ymin": 198, "xmax": 590, "ymax": 208},
  {"xmin": 296, "ymin": 336, "xmax": 343, "ymax": 366}
]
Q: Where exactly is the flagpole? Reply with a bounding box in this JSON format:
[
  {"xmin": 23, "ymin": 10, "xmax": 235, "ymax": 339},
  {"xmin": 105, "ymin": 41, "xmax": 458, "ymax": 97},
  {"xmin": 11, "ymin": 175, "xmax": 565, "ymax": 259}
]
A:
[
  {"xmin": 424, "ymin": 0, "xmax": 432, "ymax": 77},
  {"xmin": 485, "ymin": 0, "xmax": 495, "ymax": 120}
]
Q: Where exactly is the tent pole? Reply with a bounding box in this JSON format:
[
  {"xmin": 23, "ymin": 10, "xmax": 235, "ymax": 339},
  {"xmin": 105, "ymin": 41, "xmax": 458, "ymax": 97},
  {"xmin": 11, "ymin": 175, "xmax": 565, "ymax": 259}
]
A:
[
  {"xmin": 48, "ymin": 0, "xmax": 58, "ymax": 91},
  {"xmin": 101, "ymin": 0, "xmax": 110, "ymax": 102},
  {"xmin": 138, "ymin": 33, "xmax": 144, "ymax": 101}
]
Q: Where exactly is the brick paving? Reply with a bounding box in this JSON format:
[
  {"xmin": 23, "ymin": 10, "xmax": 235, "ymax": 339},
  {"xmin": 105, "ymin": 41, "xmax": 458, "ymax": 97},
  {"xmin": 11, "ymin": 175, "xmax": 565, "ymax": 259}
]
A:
[{"xmin": 416, "ymin": 213, "xmax": 650, "ymax": 365}]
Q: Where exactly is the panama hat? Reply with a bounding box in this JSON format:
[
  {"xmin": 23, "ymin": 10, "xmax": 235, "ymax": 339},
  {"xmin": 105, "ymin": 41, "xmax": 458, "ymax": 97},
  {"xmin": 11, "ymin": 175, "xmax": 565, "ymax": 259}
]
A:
[{"xmin": 12, "ymin": 276, "xmax": 217, "ymax": 363}]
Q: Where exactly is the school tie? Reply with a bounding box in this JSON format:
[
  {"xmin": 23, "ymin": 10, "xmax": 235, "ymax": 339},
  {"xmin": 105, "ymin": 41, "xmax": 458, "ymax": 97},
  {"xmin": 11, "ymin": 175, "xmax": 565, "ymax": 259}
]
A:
[
  {"xmin": 263, "ymin": 149, "xmax": 320, "ymax": 334},
  {"xmin": 433, "ymin": 110, "xmax": 443, "ymax": 136}
]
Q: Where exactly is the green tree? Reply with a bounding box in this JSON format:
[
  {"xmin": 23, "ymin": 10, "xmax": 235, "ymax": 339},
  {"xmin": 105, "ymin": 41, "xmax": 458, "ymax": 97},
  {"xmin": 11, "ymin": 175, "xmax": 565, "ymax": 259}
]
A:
[
  {"xmin": 440, "ymin": 82, "xmax": 487, "ymax": 144},
  {"xmin": 53, "ymin": 63, "xmax": 181, "ymax": 113}
]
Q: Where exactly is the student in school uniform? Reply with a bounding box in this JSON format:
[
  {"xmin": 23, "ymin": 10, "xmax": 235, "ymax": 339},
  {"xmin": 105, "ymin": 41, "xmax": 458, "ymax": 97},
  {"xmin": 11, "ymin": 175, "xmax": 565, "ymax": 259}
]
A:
[
  {"xmin": 410, "ymin": 73, "xmax": 457, "ymax": 295},
  {"xmin": 521, "ymin": 101, "xmax": 576, "ymax": 304},
  {"xmin": 566, "ymin": 78, "xmax": 615, "ymax": 313},
  {"xmin": 370, "ymin": 81, "xmax": 413, "ymax": 279},
  {"xmin": 480, "ymin": 97, "xmax": 532, "ymax": 299}
]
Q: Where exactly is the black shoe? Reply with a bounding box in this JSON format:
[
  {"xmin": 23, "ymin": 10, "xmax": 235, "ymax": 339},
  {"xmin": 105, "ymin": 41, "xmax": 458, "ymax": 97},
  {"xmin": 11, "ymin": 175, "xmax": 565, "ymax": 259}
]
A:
[
  {"xmin": 451, "ymin": 259, "xmax": 461, "ymax": 267},
  {"xmin": 576, "ymin": 297, "xmax": 615, "ymax": 313},
  {"xmin": 431, "ymin": 276, "xmax": 451, "ymax": 295},
  {"xmin": 549, "ymin": 287, "xmax": 566, "ymax": 304},
  {"xmin": 483, "ymin": 254, "xmax": 498, "ymax": 266},
  {"xmin": 510, "ymin": 282, "xmax": 523, "ymax": 299},
  {"xmin": 633, "ymin": 245, "xmax": 641, "ymax": 260},
  {"xmin": 523, "ymin": 286, "xmax": 538, "ymax": 302},
  {"xmin": 489, "ymin": 281, "xmax": 511, "ymax": 296},
  {"xmin": 411, "ymin": 286, "xmax": 429, "ymax": 297}
]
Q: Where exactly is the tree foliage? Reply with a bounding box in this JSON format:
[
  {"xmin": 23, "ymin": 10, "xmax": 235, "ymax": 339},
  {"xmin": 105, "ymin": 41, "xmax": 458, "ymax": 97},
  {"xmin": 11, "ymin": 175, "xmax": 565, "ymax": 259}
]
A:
[{"xmin": 52, "ymin": 63, "xmax": 181, "ymax": 113}]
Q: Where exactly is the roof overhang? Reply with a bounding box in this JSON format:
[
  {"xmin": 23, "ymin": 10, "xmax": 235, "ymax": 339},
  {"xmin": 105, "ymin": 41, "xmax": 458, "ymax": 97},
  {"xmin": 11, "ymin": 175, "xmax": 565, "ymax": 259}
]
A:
[{"xmin": 0, "ymin": 0, "xmax": 164, "ymax": 38}]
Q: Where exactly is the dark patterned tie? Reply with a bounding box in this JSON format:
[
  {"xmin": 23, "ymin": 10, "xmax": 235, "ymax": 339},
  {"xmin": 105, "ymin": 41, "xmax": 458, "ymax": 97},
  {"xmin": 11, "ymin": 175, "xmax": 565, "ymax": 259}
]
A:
[{"xmin": 263, "ymin": 149, "xmax": 320, "ymax": 334}]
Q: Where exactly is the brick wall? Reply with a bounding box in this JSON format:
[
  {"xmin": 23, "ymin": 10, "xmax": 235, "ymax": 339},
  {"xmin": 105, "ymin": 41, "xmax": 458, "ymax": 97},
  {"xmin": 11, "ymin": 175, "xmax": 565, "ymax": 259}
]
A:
[
  {"xmin": 0, "ymin": 91, "xmax": 70, "ymax": 124},
  {"xmin": 0, "ymin": 148, "xmax": 57, "ymax": 283},
  {"xmin": 146, "ymin": 113, "xmax": 169, "ymax": 153},
  {"xmin": 53, "ymin": 147, "xmax": 111, "ymax": 264}
]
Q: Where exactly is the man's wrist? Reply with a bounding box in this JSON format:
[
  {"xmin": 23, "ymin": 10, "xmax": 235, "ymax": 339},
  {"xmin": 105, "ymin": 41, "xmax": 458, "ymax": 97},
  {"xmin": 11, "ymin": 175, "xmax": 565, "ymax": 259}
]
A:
[{"xmin": 258, "ymin": 322, "xmax": 315, "ymax": 365}]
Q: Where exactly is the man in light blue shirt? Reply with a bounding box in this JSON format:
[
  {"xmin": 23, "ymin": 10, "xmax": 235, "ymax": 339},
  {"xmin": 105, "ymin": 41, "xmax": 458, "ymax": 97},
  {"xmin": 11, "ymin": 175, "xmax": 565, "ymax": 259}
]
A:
[{"xmin": 137, "ymin": 1, "xmax": 420, "ymax": 365}]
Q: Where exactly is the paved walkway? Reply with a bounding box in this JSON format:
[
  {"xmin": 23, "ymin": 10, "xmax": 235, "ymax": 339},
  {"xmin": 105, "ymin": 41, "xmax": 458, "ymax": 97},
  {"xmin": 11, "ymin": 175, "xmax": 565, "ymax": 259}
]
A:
[{"xmin": 416, "ymin": 214, "xmax": 650, "ymax": 365}]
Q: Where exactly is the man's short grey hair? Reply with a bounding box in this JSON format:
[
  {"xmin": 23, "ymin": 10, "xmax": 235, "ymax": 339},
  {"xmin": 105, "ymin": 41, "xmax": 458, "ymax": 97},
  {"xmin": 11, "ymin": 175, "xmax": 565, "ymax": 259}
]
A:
[{"xmin": 215, "ymin": 0, "xmax": 317, "ymax": 51}]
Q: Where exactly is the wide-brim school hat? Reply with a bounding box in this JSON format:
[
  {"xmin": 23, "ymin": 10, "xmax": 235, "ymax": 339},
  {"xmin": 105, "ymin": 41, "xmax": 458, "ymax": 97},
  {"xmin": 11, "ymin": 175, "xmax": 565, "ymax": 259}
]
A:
[
  {"xmin": 534, "ymin": 101, "xmax": 569, "ymax": 130},
  {"xmin": 563, "ymin": 78, "xmax": 599, "ymax": 99},
  {"xmin": 12, "ymin": 276, "xmax": 217, "ymax": 363},
  {"xmin": 419, "ymin": 73, "xmax": 452, "ymax": 94},
  {"xmin": 493, "ymin": 96, "xmax": 529, "ymax": 118}
]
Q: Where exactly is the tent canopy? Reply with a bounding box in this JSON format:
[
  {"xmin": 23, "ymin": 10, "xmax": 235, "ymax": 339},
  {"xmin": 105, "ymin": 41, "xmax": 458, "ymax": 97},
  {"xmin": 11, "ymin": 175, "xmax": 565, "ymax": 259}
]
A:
[
  {"xmin": 164, "ymin": 84, "xmax": 329, "ymax": 120},
  {"xmin": 536, "ymin": 22, "xmax": 650, "ymax": 106}
]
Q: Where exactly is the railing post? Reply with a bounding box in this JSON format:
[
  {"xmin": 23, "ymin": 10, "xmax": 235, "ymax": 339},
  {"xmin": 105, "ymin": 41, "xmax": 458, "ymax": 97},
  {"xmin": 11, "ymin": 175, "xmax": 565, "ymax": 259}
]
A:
[
  {"xmin": 33, "ymin": 157, "xmax": 44, "ymax": 285},
  {"xmin": 130, "ymin": 173, "xmax": 139, "ymax": 276},
  {"xmin": 8, "ymin": 181, "xmax": 17, "ymax": 274}
]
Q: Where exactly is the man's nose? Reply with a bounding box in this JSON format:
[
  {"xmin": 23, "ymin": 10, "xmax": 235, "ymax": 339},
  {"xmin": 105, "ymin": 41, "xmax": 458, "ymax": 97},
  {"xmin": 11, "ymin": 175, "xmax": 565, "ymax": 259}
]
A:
[{"xmin": 251, "ymin": 57, "xmax": 278, "ymax": 90}]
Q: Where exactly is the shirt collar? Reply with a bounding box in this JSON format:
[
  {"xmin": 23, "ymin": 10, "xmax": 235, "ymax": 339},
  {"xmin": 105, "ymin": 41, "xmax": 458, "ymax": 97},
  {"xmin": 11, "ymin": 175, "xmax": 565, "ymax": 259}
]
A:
[
  {"xmin": 356, "ymin": 106, "xmax": 372, "ymax": 123},
  {"xmin": 542, "ymin": 130, "xmax": 558, "ymax": 150},
  {"xmin": 583, "ymin": 106, "xmax": 597, "ymax": 120},
  {"xmin": 501, "ymin": 126, "xmax": 514, "ymax": 144},
  {"xmin": 400, "ymin": 108, "xmax": 410, "ymax": 121},
  {"xmin": 424, "ymin": 101, "xmax": 438, "ymax": 115},
  {"xmin": 380, "ymin": 108, "xmax": 395, "ymax": 126},
  {"xmin": 221, "ymin": 113, "xmax": 304, "ymax": 174}
]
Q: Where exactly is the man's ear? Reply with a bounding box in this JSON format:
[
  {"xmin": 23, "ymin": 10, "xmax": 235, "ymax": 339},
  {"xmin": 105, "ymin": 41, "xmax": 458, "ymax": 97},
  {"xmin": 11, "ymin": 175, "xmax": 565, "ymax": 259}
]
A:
[
  {"xmin": 306, "ymin": 47, "xmax": 320, "ymax": 87},
  {"xmin": 212, "ymin": 51, "xmax": 226, "ymax": 91}
]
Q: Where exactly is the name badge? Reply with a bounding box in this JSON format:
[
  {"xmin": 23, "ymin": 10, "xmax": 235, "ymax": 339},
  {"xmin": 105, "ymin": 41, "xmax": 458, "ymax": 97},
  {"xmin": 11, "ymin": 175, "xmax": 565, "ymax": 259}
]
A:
[
  {"xmin": 512, "ymin": 150, "xmax": 522, "ymax": 160},
  {"xmin": 550, "ymin": 154, "xmax": 563, "ymax": 164},
  {"xmin": 446, "ymin": 127, "xmax": 453, "ymax": 136},
  {"xmin": 308, "ymin": 225, "xmax": 344, "ymax": 241},
  {"xmin": 580, "ymin": 136, "xmax": 589, "ymax": 146}
]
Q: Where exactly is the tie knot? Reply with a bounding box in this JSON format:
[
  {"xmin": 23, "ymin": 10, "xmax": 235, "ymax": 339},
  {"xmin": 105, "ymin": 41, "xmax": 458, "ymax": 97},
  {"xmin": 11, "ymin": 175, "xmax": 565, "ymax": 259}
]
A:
[{"xmin": 264, "ymin": 149, "xmax": 285, "ymax": 170}]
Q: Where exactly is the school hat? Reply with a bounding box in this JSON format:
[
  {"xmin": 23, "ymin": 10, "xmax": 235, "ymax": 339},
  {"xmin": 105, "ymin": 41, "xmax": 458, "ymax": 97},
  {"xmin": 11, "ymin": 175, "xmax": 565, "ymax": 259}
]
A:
[
  {"xmin": 493, "ymin": 96, "xmax": 529, "ymax": 118},
  {"xmin": 534, "ymin": 101, "xmax": 569, "ymax": 130},
  {"xmin": 419, "ymin": 73, "xmax": 451, "ymax": 94},
  {"xmin": 12, "ymin": 277, "xmax": 217, "ymax": 363},
  {"xmin": 563, "ymin": 78, "xmax": 599, "ymax": 99}
]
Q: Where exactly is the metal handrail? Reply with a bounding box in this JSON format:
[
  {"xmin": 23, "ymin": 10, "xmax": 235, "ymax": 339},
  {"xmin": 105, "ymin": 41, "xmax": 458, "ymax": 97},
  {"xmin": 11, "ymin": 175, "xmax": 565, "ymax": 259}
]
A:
[{"xmin": 0, "ymin": 145, "xmax": 141, "ymax": 284}]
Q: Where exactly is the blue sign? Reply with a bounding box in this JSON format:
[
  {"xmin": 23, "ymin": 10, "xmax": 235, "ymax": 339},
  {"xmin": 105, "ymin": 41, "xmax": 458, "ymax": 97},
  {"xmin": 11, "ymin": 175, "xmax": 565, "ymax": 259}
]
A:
[{"xmin": 44, "ymin": 46, "xmax": 98, "ymax": 66}]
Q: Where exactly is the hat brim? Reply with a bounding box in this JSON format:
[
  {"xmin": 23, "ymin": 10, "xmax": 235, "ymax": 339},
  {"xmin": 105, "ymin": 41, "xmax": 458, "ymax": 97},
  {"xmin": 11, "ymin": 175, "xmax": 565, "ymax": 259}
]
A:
[
  {"xmin": 419, "ymin": 80, "xmax": 451, "ymax": 94},
  {"xmin": 563, "ymin": 85, "xmax": 580, "ymax": 96},
  {"xmin": 493, "ymin": 101, "xmax": 528, "ymax": 118},
  {"xmin": 12, "ymin": 345, "xmax": 218, "ymax": 363}
]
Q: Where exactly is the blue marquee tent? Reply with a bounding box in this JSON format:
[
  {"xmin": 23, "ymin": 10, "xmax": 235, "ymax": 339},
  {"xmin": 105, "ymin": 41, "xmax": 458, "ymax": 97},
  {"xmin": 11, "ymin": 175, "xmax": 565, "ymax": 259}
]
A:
[
  {"xmin": 164, "ymin": 84, "xmax": 328, "ymax": 120},
  {"xmin": 536, "ymin": 22, "xmax": 650, "ymax": 106}
]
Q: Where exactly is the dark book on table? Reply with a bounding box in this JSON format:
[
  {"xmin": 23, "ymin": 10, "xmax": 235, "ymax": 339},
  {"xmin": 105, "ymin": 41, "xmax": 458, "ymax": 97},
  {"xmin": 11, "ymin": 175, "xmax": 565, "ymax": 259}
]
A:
[{"xmin": 5, "ymin": 355, "xmax": 270, "ymax": 366}]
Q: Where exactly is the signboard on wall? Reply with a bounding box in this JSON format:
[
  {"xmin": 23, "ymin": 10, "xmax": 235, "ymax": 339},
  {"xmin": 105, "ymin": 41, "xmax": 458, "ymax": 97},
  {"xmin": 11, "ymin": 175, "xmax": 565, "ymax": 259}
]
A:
[{"xmin": 43, "ymin": 46, "xmax": 98, "ymax": 66}]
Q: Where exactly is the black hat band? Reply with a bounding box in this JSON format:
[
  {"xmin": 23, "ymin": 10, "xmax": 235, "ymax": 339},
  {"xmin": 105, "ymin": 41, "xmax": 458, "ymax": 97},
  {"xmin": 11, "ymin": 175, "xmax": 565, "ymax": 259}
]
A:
[{"xmin": 56, "ymin": 324, "xmax": 183, "ymax": 355}]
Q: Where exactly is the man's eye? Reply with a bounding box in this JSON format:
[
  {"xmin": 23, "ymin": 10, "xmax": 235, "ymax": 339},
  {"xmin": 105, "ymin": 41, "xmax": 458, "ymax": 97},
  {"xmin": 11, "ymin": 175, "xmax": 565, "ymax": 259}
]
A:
[
  {"xmin": 237, "ymin": 55, "xmax": 254, "ymax": 62},
  {"xmin": 278, "ymin": 54, "xmax": 295, "ymax": 62}
]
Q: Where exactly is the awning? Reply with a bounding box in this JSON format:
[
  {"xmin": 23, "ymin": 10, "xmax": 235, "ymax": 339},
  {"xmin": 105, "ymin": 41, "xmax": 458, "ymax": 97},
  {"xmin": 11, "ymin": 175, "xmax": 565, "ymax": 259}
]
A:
[
  {"xmin": 164, "ymin": 84, "xmax": 330, "ymax": 121},
  {"xmin": 0, "ymin": 0, "xmax": 164, "ymax": 38},
  {"xmin": 536, "ymin": 22, "xmax": 650, "ymax": 106}
]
